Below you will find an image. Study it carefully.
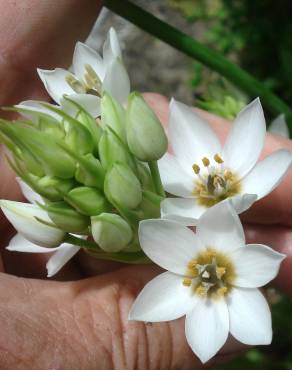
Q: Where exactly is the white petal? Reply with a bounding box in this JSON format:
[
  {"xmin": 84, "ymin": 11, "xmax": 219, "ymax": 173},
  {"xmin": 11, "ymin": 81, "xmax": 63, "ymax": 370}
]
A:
[
  {"xmin": 15, "ymin": 100, "xmax": 61, "ymax": 121},
  {"xmin": 230, "ymin": 244, "xmax": 285, "ymax": 288},
  {"xmin": 242, "ymin": 149, "xmax": 292, "ymax": 200},
  {"xmin": 230, "ymin": 193, "xmax": 257, "ymax": 214},
  {"xmin": 60, "ymin": 94, "xmax": 101, "ymax": 118},
  {"xmin": 37, "ymin": 68, "xmax": 75, "ymax": 104},
  {"xmin": 139, "ymin": 219, "xmax": 205, "ymax": 275},
  {"xmin": 7, "ymin": 233, "xmax": 65, "ymax": 253},
  {"xmin": 103, "ymin": 27, "xmax": 122, "ymax": 65},
  {"xmin": 129, "ymin": 272, "xmax": 197, "ymax": 322},
  {"xmin": 197, "ymin": 201, "xmax": 245, "ymax": 252},
  {"xmin": 46, "ymin": 244, "xmax": 80, "ymax": 277},
  {"xmin": 158, "ymin": 153, "xmax": 194, "ymax": 197},
  {"xmin": 185, "ymin": 298, "xmax": 229, "ymax": 363},
  {"xmin": 227, "ymin": 288, "xmax": 272, "ymax": 345},
  {"xmin": 223, "ymin": 98, "xmax": 266, "ymax": 177},
  {"xmin": 161, "ymin": 197, "xmax": 206, "ymax": 226},
  {"xmin": 102, "ymin": 58, "xmax": 130, "ymax": 104},
  {"xmin": 16, "ymin": 177, "xmax": 43, "ymax": 205},
  {"xmin": 73, "ymin": 41, "xmax": 104, "ymax": 81},
  {"xmin": 269, "ymin": 114, "xmax": 289, "ymax": 138},
  {"xmin": 0, "ymin": 200, "xmax": 65, "ymax": 247},
  {"xmin": 169, "ymin": 99, "xmax": 222, "ymax": 168}
]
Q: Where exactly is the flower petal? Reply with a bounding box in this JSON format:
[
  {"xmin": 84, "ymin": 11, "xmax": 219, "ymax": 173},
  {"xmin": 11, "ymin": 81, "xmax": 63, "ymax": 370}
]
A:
[
  {"xmin": 227, "ymin": 287, "xmax": 272, "ymax": 345},
  {"xmin": 15, "ymin": 100, "xmax": 61, "ymax": 121},
  {"xmin": 241, "ymin": 149, "xmax": 292, "ymax": 200},
  {"xmin": 73, "ymin": 41, "xmax": 104, "ymax": 81},
  {"xmin": 60, "ymin": 94, "xmax": 101, "ymax": 118},
  {"xmin": 269, "ymin": 114, "xmax": 289, "ymax": 138},
  {"xmin": 161, "ymin": 197, "xmax": 206, "ymax": 226},
  {"xmin": 158, "ymin": 153, "xmax": 194, "ymax": 197},
  {"xmin": 37, "ymin": 68, "xmax": 74, "ymax": 104},
  {"xmin": 223, "ymin": 98, "xmax": 266, "ymax": 177},
  {"xmin": 16, "ymin": 177, "xmax": 43, "ymax": 205},
  {"xmin": 102, "ymin": 58, "xmax": 130, "ymax": 104},
  {"xmin": 46, "ymin": 244, "xmax": 80, "ymax": 277},
  {"xmin": 196, "ymin": 201, "xmax": 245, "ymax": 252},
  {"xmin": 230, "ymin": 193, "xmax": 257, "ymax": 214},
  {"xmin": 230, "ymin": 244, "xmax": 285, "ymax": 288},
  {"xmin": 139, "ymin": 219, "xmax": 205, "ymax": 275},
  {"xmin": 169, "ymin": 99, "xmax": 222, "ymax": 168},
  {"xmin": 103, "ymin": 27, "xmax": 122, "ymax": 65},
  {"xmin": 0, "ymin": 200, "xmax": 65, "ymax": 247},
  {"xmin": 129, "ymin": 272, "xmax": 197, "ymax": 322},
  {"xmin": 7, "ymin": 233, "xmax": 59, "ymax": 253},
  {"xmin": 185, "ymin": 298, "xmax": 229, "ymax": 363}
]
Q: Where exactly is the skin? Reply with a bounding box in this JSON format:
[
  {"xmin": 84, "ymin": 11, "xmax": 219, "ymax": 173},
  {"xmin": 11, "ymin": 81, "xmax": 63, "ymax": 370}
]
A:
[{"xmin": 0, "ymin": 1, "xmax": 292, "ymax": 369}]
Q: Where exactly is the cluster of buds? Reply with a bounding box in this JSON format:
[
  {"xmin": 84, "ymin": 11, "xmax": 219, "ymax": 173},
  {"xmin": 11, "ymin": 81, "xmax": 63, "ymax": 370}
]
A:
[{"xmin": 0, "ymin": 91, "xmax": 167, "ymax": 262}]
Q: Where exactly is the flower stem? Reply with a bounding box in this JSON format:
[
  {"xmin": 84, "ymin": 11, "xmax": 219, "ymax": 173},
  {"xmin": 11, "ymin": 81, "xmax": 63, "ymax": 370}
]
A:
[
  {"xmin": 148, "ymin": 160, "xmax": 165, "ymax": 197},
  {"xmin": 105, "ymin": 0, "xmax": 292, "ymax": 134}
]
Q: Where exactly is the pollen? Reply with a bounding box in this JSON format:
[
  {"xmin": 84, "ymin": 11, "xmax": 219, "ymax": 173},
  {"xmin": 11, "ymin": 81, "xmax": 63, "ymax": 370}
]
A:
[
  {"xmin": 214, "ymin": 154, "xmax": 224, "ymax": 164},
  {"xmin": 192, "ymin": 164, "xmax": 200, "ymax": 174},
  {"xmin": 182, "ymin": 278, "xmax": 192, "ymax": 287},
  {"xmin": 216, "ymin": 267, "xmax": 226, "ymax": 279},
  {"xmin": 196, "ymin": 285, "xmax": 207, "ymax": 296},
  {"xmin": 216, "ymin": 287, "xmax": 228, "ymax": 297},
  {"xmin": 202, "ymin": 157, "xmax": 210, "ymax": 167}
]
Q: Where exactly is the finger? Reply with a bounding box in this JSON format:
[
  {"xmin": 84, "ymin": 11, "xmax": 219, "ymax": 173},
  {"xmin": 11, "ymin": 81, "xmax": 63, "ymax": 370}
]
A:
[{"xmin": 144, "ymin": 93, "xmax": 292, "ymax": 226}]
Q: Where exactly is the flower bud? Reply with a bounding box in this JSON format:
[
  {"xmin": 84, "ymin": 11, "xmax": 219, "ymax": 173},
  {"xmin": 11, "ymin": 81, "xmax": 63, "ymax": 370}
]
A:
[
  {"xmin": 0, "ymin": 200, "xmax": 65, "ymax": 247},
  {"xmin": 91, "ymin": 213, "xmax": 133, "ymax": 252},
  {"xmin": 98, "ymin": 129, "xmax": 135, "ymax": 170},
  {"xmin": 43, "ymin": 201, "xmax": 89, "ymax": 233},
  {"xmin": 74, "ymin": 153, "xmax": 105, "ymax": 190},
  {"xmin": 101, "ymin": 93, "xmax": 126, "ymax": 142},
  {"xmin": 36, "ymin": 176, "xmax": 76, "ymax": 201},
  {"xmin": 126, "ymin": 92, "xmax": 168, "ymax": 161},
  {"xmin": 65, "ymin": 187, "xmax": 111, "ymax": 216},
  {"xmin": 104, "ymin": 163, "xmax": 142, "ymax": 209},
  {"xmin": 136, "ymin": 162, "xmax": 155, "ymax": 192}
]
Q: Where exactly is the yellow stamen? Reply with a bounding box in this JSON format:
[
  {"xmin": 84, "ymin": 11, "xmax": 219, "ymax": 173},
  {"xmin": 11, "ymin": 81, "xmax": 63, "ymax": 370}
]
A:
[
  {"xmin": 202, "ymin": 157, "xmax": 210, "ymax": 167},
  {"xmin": 216, "ymin": 267, "xmax": 226, "ymax": 279},
  {"xmin": 217, "ymin": 287, "xmax": 228, "ymax": 297},
  {"xmin": 65, "ymin": 74, "xmax": 86, "ymax": 94},
  {"xmin": 187, "ymin": 260, "xmax": 197, "ymax": 270},
  {"xmin": 192, "ymin": 164, "xmax": 200, "ymax": 174},
  {"xmin": 214, "ymin": 153, "xmax": 224, "ymax": 164},
  {"xmin": 182, "ymin": 278, "xmax": 192, "ymax": 287},
  {"xmin": 224, "ymin": 170, "xmax": 233, "ymax": 181},
  {"xmin": 196, "ymin": 285, "xmax": 207, "ymax": 296}
]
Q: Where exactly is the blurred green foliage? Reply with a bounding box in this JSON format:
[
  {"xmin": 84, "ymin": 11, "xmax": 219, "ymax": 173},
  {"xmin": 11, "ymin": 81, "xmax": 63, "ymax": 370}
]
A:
[{"xmin": 170, "ymin": 0, "xmax": 292, "ymax": 119}]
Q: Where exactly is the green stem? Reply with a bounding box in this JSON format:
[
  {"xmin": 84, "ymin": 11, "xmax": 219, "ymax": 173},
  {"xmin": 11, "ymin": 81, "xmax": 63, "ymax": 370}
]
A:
[
  {"xmin": 105, "ymin": 0, "xmax": 292, "ymax": 134},
  {"xmin": 148, "ymin": 160, "xmax": 165, "ymax": 197}
]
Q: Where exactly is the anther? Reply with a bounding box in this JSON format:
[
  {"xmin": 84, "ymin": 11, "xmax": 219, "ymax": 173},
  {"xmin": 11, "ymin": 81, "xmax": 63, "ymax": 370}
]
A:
[
  {"xmin": 65, "ymin": 75, "xmax": 86, "ymax": 94},
  {"xmin": 182, "ymin": 278, "xmax": 192, "ymax": 287},
  {"xmin": 217, "ymin": 287, "xmax": 228, "ymax": 297},
  {"xmin": 192, "ymin": 164, "xmax": 200, "ymax": 174},
  {"xmin": 187, "ymin": 260, "xmax": 197, "ymax": 270},
  {"xmin": 196, "ymin": 285, "xmax": 207, "ymax": 296},
  {"xmin": 216, "ymin": 267, "xmax": 226, "ymax": 279},
  {"xmin": 214, "ymin": 154, "xmax": 224, "ymax": 164},
  {"xmin": 202, "ymin": 157, "xmax": 210, "ymax": 167},
  {"xmin": 224, "ymin": 170, "xmax": 233, "ymax": 181}
]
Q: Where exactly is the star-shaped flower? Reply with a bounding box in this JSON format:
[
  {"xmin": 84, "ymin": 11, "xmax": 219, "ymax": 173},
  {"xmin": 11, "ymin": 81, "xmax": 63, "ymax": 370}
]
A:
[
  {"xmin": 37, "ymin": 28, "xmax": 130, "ymax": 117},
  {"xmin": 129, "ymin": 201, "xmax": 285, "ymax": 363},
  {"xmin": 159, "ymin": 98, "xmax": 292, "ymax": 225}
]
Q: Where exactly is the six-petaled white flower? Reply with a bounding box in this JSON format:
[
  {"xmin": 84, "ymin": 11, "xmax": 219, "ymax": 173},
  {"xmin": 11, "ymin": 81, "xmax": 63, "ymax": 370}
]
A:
[
  {"xmin": 37, "ymin": 27, "xmax": 130, "ymax": 117},
  {"xmin": 129, "ymin": 201, "xmax": 285, "ymax": 363},
  {"xmin": 1, "ymin": 179, "xmax": 81, "ymax": 277},
  {"xmin": 159, "ymin": 98, "xmax": 292, "ymax": 225}
]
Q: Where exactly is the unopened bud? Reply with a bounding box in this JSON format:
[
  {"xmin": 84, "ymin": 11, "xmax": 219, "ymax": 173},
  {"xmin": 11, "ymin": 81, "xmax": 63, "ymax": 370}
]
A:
[
  {"xmin": 65, "ymin": 186, "xmax": 110, "ymax": 216},
  {"xmin": 45, "ymin": 201, "xmax": 89, "ymax": 233},
  {"xmin": 74, "ymin": 153, "xmax": 105, "ymax": 190},
  {"xmin": 101, "ymin": 93, "xmax": 126, "ymax": 142},
  {"xmin": 104, "ymin": 163, "xmax": 142, "ymax": 209},
  {"xmin": 91, "ymin": 213, "xmax": 132, "ymax": 252},
  {"xmin": 126, "ymin": 92, "xmax": 168, "ymax": 161}
]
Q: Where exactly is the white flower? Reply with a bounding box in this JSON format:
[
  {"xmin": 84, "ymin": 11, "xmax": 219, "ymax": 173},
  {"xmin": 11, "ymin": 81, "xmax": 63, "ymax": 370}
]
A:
[
  {"xmin": 1, "ymin": 179, "xmax": 80, "ymax": 277},
  {"xmin": 269, "ymin": 114, "xmax": 289, "ymax": 138},
  {"xmin": 159, "ymin": 98, "xmax": 292, "ymax": 225},
  {"xmin": 37, "ymin": 28, "xmax": 130, "ymax": 117},
  {"xmin": 129, "ymin": 201, "xmax": 285, "ymax": 363}
]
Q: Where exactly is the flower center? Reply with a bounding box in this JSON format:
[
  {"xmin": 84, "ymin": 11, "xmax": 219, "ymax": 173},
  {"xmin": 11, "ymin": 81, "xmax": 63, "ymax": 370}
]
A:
[
  {"xmin": 182, "ymin": 248, "xmax": 236, "ymax": 299},
  {"xmin": 66, "ymin": 64, "xmax": 102, "ymax": 97},
  {"xmin": 192, "ymin": 154, "xmax": 241, "ymax": 208}
]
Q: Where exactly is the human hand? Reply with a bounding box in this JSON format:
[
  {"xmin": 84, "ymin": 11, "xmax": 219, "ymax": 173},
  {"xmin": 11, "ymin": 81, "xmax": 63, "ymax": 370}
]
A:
[{"xmin": 1, "ymin": 91, "xmax": 292, "ymax": 369}]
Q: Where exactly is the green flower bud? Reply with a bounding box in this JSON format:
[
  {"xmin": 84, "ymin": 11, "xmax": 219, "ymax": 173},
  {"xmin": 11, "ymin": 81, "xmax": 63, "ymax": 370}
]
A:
[
  {"xmin": 74, "ymin": 153, "xmax": 105, "ymax": 190},
  {"xmin": 65, "ymin": 186, "xmax": 111, "ymax": 216},
  {"xmin": 43, "ymin": 201, "xmax": 89, "ymax": 233},
  {"xmin": 36, "ymin": 176, "xmax": 76, "ymax": 201},
  {"xmin": 136, "ymin": 162, "xmax": 155, "ymax": 192},
  {"xmin": 126, "ymin": 92, "xmax": 168, "ymax": 161},
  {"xmin": 98, "ymin": 129, "xmax": 135, "ymax": 170},
  {"xmin": 91, "ymin": 213, "xmax": 133, "ymax": 252},
  {"xmin": 101, "ymin": 93, "xmax": 126, "ymax": 142},
  {"xmin": 104, "ymin": 163, "xmax": 142, "ymax": 209},
  {"xmin": 76, "ymin": 111, "xmax": 102, "ymax": 156},
  {"xmin": 139, "ymin": 191, "xmax": 162, "ymax": 219}
]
